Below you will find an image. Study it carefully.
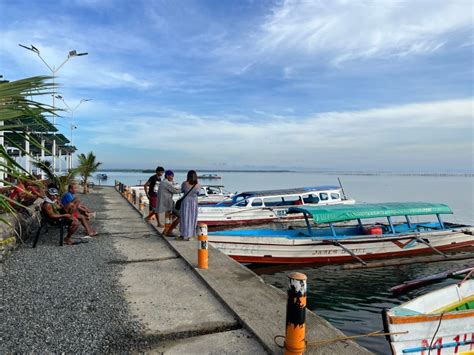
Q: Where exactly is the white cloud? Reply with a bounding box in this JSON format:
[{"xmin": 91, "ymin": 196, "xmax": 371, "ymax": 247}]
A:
[
  {"xmin": 221, "ymin": 0, "xmax": 473, "ymax": 68},
  {"xmin": 82, "ymin": 98, "xmax": 474, "ymax": 170}
]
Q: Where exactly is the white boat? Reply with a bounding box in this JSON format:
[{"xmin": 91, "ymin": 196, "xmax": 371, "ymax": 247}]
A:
[
  {"xmin": 383, "ymin": 279, "xmax": 474, "ymax": 354},
  {"xmin": 198, "ymin": 173, "xmax": 221, "ymax": 179},
  {"xmin": 194, "ymin": 185, "xmax": 234, "ymax": 205},
  {"xmin": 125, "ymin": 184, "xmax": 233, "ymax": 206},
  {"xmin": 198, "ymin": 185, "xmax": 355, "ymax": 227},
  {"xmin": 207, "ymin": 202, "xmax": 474, "ymax": 264}
]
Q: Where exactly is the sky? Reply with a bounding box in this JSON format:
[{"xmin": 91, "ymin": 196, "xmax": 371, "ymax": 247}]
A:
[{"xmin": 1, "ymin": 0, "xmax": 473, "ymax": 172}]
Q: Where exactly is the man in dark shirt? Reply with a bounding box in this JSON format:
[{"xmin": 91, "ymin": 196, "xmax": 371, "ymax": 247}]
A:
[{"xmin": 144, "ymin": 166, "xmax": 164, "ymax": 226}]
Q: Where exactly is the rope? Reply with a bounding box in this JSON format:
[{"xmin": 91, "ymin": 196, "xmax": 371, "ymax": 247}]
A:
[
  {"xmin": 274, "ymin": 330, "xmax": 408, "ymax": 348},
  {"xmin": 428, "ymin": 312, "xmax": 444, "ymax": 355}
]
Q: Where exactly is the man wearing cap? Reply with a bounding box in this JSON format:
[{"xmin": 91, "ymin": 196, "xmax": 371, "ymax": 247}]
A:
[
  {"xmin": 42, "ymin": 187, "xmax": 80, "ymax": 245},
  {"xmin": 143, "ymin": 166, "xmax": 164, "ymax": 226},
  {"xmin": 156, "ymin": 170, "xmax": 181, "ymax": 236}
]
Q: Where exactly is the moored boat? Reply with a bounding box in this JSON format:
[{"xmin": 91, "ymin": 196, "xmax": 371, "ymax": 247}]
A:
[
  {"xmin": 96, "ymin": 173, "xmax": 108, "ymax": 180},
  {"xmin": 198, "ymin": 173, "xmax": 221, "ymax": 179},
  {"xmin": 198, "ymin": 185, "xmax": 354, "ymax": 226},
  {"xmin": 383, "ymin": 279, "xmax": 474, "ymax": 354},
  {"xmin": 125, "ymin": 184, "xmax": 233, "ymax": 206},
  {"xmin": 194, "ymin": 185, "xmax": 234, "ymax": 205},
  {"xmin": 207, "ymin": 202, "xmax": 474, "ymax": 264}
]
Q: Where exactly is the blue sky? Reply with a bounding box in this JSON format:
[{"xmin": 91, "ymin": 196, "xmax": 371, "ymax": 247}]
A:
[{"xmin": 1, "ymin": 0, "xmax": 473, "ymax": 171}]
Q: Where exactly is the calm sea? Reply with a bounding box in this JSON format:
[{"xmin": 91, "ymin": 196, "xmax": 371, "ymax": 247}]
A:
[{"xmin": 96, "ymin": 170, "xmax": 473, "ymax": 354}]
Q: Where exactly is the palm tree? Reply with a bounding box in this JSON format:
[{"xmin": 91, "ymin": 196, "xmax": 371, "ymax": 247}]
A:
[
  {"xmin": 77, "ymin": 152, "xmax": 102, "ymax": 193},
  {"xmin": 0, "ymin": 76, "xmax": 56, "ymax": 219}
]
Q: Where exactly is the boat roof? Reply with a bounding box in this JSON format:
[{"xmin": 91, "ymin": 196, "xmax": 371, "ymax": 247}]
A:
[
  {"xmin": 289, "ymin": 202, "xmax": 453, "ymax": 224},
  {"xmin": 237, "ymin": 186, "xmax": 341, "ymax": 198}
]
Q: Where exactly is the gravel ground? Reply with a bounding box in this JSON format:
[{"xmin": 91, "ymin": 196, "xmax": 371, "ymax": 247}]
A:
[{"xmin": 0, "ymin": 189, "xmax": 148, "ymax": 353}]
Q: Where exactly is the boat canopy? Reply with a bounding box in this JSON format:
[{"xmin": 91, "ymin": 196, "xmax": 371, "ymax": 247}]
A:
[
  {"xmin": 237, "ymin": 186, "xmax": 341, "ymax": 198},
  {"xmin": 289, "ymin": 202, "xmax": 453, "ymax": 224}
]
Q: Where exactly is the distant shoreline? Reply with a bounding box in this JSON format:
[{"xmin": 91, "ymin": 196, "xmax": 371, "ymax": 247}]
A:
[{"xmin": 98, "ymin": 169, "xmax": 473, "ymax": 177}]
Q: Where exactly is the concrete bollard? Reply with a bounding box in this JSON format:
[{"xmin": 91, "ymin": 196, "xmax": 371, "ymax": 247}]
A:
[
  {"xmin": 284, "ymin": 272, "xmax": 307, "ymax": 355},
  {"xmin": 163, "ymin": 212, "xmax": 172, "ymax": 234},
  {"xmin": 197, "ymin": 224, "xmax": 208, "ymax": 269}
]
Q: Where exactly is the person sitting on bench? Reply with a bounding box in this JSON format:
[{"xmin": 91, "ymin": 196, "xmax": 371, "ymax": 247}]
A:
[
  {"xmin": 61, "ymin": 183, "xmax": 97, "ymax": 237},
  {"xmin": 42, "ymin": 187, "xmax": 80, "ymax": 245}
]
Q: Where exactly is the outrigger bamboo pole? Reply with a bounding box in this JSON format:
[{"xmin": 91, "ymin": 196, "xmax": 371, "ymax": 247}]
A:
[{"xmin": 343, "ymin": 252, "xmax": 474, "ymax": 270}]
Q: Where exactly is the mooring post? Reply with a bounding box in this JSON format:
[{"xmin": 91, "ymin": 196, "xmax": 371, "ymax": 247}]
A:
[
  {"xmin": 138, "ymin": 195, "xmax": 145, "ymax": 212},
  {"xmin": 285, "ymin": 272, "xmax": 307, "ymax": 355},
  {"xmin": 197, "ymin": 223, "xmax": 209, "ymax": 269}
]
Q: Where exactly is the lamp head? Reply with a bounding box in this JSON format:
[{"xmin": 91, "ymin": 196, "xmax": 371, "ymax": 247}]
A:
[
  {"xmin": 68, "ymin": 50, "xmax": 88, "ymax": 58},
  {"xmin": 19, "ymin": 43, "xmax": 40, "ymax": 54}
]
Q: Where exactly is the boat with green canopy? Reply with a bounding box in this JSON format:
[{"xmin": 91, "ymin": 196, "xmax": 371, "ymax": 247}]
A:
[{"xmin": 208, "ymin": 202, "xmax": 474, "ymax": 264}]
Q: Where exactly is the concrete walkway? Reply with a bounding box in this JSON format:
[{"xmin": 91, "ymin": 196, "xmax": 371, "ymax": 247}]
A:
[
  {"xmin": 97, "ymin": 188, "xmax": 265, "ymax": 354},
  {"xmin": 107, "ymin": 186, "xmax": 372, "ymax": 354}
]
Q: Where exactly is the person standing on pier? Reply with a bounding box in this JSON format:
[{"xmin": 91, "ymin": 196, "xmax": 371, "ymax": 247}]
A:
[
  {"xmin": 156, "ymin": 170, "xmax": 181, "ymax": 236},
  {"xmin": 177, "ymin": 170, "xmax": 200, "ymax": 241},
  {"xmin": 144, "ymin": 166, "xmax": 164, "ymax": 226}
]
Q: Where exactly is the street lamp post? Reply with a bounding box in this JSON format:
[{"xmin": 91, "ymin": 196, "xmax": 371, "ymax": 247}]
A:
[
  {"xmin": 55, "ymin": 96, "xmax": 90, "ymax": 169},
  {"xmin": 18, "ymin": 44, "xmax": 88, "ymax": 174}
]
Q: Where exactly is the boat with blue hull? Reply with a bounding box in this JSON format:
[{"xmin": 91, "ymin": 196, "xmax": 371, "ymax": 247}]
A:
[{"xmin": 208, "ymin": 202, "xmax": 474, "ymax": 264}]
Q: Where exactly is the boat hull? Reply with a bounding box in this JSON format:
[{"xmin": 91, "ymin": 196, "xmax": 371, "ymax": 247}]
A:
[
  {"xmin": 198, "ymin": 200, "xmax": 355, "ymax": 227},
  {"xmin": 208, "ymin": 230, "xmax": 474, "ymax": 264},
  {"xmin": 384, "ymin": 280, "xmax": 474, "ymax": 354}
]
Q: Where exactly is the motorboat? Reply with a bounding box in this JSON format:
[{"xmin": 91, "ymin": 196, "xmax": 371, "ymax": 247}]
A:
[
  {"xmin": 198, "ymin": 174, "xmax": 222, "ymax": 179},
  {"xmin": 96, "ymin": 173, "xmax": 108, "ymax": 180},
  {"xmin": 383, "ymin": 279, "xmax": 474, "ymax": 354},
  {"xmin": 207, "ymin": 202, "xmax": 474, "ymax": 264},
  {"xmin": 198, "ymin": 185, "xmax": 355, "ymax": 226},
  {"xmin": 195, "ymin": 185, "xmax": 234, "ymax": 205},
  {"xmin": 124, "ymin": 184, "xmax": 233, "ymax": 206}
]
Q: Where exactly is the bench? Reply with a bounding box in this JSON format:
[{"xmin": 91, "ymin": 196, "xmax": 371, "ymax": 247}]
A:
[{"xmin": 32, "ymin": 209, "xmax": 69, "ymax": 248}]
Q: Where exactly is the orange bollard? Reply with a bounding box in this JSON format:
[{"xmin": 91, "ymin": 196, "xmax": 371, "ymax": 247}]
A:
[
  {"xmin": 163, "ymin": 212, "xmax": 172, "ymax": 234},
  {"xmin": 139, "ymin": 196, "xmax": 145, "ymax": 211},
  {"xmin": 197, "ymin": 224, "xmax": 208, "ymax": 269},
  {"xmin": 284, "ymin": 272, "xmax": 307, "ymax": 355}
]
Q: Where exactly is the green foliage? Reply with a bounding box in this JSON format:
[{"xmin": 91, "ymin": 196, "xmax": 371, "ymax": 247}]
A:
[
  {"xmin": 77, "ymin": 152, "xmax": 102, "ymax": 193},
  {"xmin": 32, "ymin": 160, "xmax": 78, "ymax": 194},
  {"xmin": 0, "ymin": 76, "xmax": 56, "ymax": 217}
]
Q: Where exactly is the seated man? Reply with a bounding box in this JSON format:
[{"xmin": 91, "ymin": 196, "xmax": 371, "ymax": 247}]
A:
[
  {"xmin": 42, "ymin": 187, "xmax": 80, "ymax": 245},
  {"xmin": 61, "ymin": 183, "xmax": 97, "ymax": 237},
  {"xmin": 62, "ymin": 183, "xmax": 95, "ymax": 218}
]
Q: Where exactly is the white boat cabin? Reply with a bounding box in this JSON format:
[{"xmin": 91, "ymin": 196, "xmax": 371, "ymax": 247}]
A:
[{"xmin": 223, "ymin": 186, "xmax": 353, "ymax": 208}]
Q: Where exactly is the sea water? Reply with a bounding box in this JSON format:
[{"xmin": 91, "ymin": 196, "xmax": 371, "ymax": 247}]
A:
[{"xmin": 95, "ymin": 170, "xmax": 473, "ymax": 354}]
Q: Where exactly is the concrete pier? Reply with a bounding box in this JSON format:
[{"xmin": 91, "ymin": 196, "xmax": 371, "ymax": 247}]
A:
[{"xmin": 106, "ymin": 186, "xmax": 372, "ymax": 354}]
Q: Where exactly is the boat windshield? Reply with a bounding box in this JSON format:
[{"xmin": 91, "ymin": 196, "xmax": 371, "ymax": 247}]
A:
[{"xmin": 232, "ymin": 196, "xmax": 249, "ymax": 207}]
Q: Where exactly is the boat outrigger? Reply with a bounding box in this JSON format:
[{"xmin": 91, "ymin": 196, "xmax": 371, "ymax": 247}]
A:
[
  {"xmin": 198, "ymin": 186, "xmax": 355, "ymax": 227},
  {"xmin": 383, "ymin": 279, "xmax": 474, "ymax": 354},
  {"xmin": 208, "ymin": 202, "xmax": 474, "ymax": 264}
]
